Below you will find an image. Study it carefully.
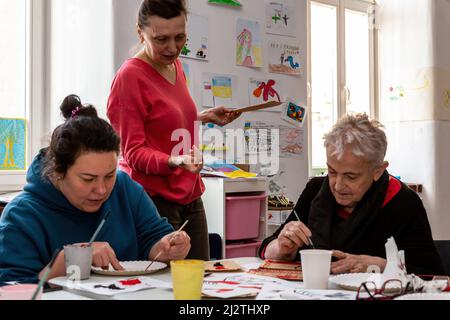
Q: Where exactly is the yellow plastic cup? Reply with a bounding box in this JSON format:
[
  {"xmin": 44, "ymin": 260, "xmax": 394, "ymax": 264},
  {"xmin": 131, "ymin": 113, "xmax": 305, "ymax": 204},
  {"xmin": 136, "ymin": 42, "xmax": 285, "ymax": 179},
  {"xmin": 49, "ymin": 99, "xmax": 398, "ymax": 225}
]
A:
[{"xmin": 170, "ymin": 259, "xmax": 205, "ymax": 300}]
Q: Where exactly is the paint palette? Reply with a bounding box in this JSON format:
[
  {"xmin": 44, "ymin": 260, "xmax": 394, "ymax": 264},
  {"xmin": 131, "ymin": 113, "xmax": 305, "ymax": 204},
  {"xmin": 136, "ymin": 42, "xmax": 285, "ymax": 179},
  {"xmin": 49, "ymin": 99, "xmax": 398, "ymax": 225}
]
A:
[{"xmin": 91, "ymin": 261, "xmax": 167, "ymax": 276}]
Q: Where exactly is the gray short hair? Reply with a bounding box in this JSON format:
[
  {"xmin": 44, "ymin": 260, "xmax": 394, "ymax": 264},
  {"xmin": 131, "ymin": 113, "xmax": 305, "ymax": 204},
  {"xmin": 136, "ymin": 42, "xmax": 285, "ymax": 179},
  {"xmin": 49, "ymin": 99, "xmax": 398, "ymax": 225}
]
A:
[{"xmin": 323, "ymin": 113, "xmax": 387, "ymax": 166}]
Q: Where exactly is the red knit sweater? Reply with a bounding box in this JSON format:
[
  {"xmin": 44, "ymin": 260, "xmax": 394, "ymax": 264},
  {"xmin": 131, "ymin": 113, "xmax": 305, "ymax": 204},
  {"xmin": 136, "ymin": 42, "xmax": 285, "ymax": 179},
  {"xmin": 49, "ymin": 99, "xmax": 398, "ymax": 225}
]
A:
[{"xmin": 107, "ymin": 58, "xmax": 204, "ymax": 205}]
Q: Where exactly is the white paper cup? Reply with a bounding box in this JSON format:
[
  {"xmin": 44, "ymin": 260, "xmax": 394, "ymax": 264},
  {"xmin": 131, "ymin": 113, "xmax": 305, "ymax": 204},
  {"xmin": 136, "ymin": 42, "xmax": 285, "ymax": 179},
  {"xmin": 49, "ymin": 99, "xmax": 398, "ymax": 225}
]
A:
[
  {"xmin": 64, "ymin": 244, "xmax": 93, "ymax": 280},
  {"xmin": 300, "ymin": 249, "xmax": 332, "ymax": 289}
]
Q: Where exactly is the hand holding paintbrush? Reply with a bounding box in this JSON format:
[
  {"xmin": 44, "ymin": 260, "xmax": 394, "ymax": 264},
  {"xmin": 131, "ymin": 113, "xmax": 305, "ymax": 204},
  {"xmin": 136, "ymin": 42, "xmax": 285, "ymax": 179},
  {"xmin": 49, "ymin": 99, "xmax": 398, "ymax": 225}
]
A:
[
  {"xmin": 278, "ymin": 210, "xmax": 314, "ymax": 252},
  {"xmin": 292, "ymin": 210, "xmax": 315, "ymax": 249},
  {"xmin": 145, "ymin": 220, "xmax": 190, "ymax": 271}
]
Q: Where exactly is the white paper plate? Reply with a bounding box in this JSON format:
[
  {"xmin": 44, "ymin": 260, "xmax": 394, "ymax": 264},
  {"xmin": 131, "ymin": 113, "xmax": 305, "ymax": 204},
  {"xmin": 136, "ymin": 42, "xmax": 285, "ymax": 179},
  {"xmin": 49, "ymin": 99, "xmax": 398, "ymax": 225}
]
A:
[
  {"xmin": 330, "ymin": 273, "xmax": 403, "ymax": 292},
  {"xmin": 91, "ymin": 261, "xmax": 167, "ymax": 276},
  {"xmin": 395, "ymin": 292, "xmax": 450, "ymax": 300}
]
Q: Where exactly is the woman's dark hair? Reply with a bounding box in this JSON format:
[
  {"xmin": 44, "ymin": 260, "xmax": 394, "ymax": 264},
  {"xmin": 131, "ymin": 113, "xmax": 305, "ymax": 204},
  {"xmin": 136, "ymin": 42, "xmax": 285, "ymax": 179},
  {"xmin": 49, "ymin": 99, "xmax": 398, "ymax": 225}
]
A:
[
  {"xmin": 137, "ymin": 0, "xmax": 188, "ymax": 29},
  {"xmin": 42, "ymin": 95, "xmax": 120, "ymax": 178}
]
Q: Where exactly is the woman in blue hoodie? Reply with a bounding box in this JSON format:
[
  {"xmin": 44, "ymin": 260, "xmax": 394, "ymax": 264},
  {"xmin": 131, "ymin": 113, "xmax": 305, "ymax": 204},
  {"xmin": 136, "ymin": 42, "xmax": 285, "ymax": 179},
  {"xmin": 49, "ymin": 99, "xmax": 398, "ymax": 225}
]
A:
[{"xmin": 0, "ymin": 95, "xmax": 190, "ymax": 285}]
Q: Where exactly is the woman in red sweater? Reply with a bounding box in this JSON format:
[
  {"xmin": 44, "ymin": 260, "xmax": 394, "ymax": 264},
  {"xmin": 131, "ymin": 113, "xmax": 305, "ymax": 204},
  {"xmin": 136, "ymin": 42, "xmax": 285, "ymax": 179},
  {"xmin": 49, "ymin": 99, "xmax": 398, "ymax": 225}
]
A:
[{"xmin": 107, "ymin": 0, "xmax": 239, "ymax": 260}]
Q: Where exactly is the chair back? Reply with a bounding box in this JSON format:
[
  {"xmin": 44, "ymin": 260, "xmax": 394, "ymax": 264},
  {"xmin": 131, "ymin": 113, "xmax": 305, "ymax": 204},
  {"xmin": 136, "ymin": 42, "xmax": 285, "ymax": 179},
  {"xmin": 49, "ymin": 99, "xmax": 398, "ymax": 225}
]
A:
[
  {"xmin": 209, "ymin": 233, "xmax": 223, "ymax": 260},
  {"xmin": 434, "ymin": 240, "xmax": 450, "ymax": 276}
]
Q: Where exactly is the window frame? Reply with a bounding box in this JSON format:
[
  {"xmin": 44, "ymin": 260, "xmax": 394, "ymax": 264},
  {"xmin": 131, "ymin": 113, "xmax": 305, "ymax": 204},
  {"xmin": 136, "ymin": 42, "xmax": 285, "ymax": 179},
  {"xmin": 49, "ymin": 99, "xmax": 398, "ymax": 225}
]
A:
[
  {"xmin": 307, "ymin": 0, "xmax": 378, "ymax": 174},
  {"xmin": 0, "ymin": 0, "xmax": 47, "ymax": 192}
]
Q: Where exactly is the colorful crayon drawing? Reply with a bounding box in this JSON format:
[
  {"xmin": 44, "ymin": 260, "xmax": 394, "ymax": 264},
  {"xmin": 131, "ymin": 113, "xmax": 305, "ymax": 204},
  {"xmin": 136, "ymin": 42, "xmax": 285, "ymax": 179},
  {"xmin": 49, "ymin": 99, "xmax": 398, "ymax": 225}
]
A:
[
  {"xmin": 265, "ymin": 1, "xmax": 296, "ymax": 37},
  {"xmin": 281, "ymin": 102, "xmax": 306, "ymax": 128},
  {"xmin": 212, "ymin": 76, "xmax": 233, "ymax": 99},
  {"xmin": 285, "ymin": 55, "xmax": 299, "ymax": 69},
  {"xmin": 208, "ymin": 0, "xmax": 242, "ymax": 7},
  {"xmin": 236, "ymin": 19, "xmax": 263, "ymax": 68},
  {"xmin": 202, "ymin": 73, "xmax": 238, "ymax": 108},
  {"xmin": 180, "ymin": 13, "xmax": 209, "ymax": 61},
  {"xmin": 388, "ymin": 86, "xmax": 405, "ymax": 101},
  {"xmin": 268, "ymin": 41, "xmax": 301, "ymax": 75},
  {"xmin": 0, "ymin": 118, "xmax": 26, "ymax": 170},
  {"xmin": 249, "ymin": 78, "xmax": 282, "ymax": 108},
  {"xmin": 286, "ymin": 103, "xmax": 305, "ymax": 123}
]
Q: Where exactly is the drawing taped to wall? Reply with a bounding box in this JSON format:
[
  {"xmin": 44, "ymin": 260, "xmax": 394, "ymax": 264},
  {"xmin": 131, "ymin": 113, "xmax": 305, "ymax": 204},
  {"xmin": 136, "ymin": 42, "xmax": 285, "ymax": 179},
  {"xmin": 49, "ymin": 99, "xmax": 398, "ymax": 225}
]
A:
[
  {"xmin": 281, "ymin": 101, "xmax": 306, "ymax": 127},
  {"xmin": 0, "ymin": 118, "xmax": 26, "ymax": 170},
  {"xmin": 208, "ymin": 0, "xmax": 242, "ymax": 7},
  {"xmin": 182, "ymin": 62, "xmax": 194, "ymax": 95},
  {"xmin": 388, "ymin": 85, "xmax": 405, "ymax": 101},
  {"xmin": 181, "ymin": 13, "xmax": 209, "ymax": 61},
  {"xmin": 248, "ymin": 78, "xmax": 282, "ymax": 111},
  {"xmin": 280, "ymin": 126, "xmax": 304, "ymax": 159},
  {"xmin": 202, "ymin": 73, "xmax": 238, "ymax": 108},
  {"xmin": 265, "ymin": 1, "xmax": 296, "ymax": 37},
  {"xmin": 268, "ymin": 41, "xmax": 301, "ymax": 75},
  {"xmin": 236, "ymin": 18, "xmax": 263, "ymax": 68},
  {"xmin": 244, "ymin": 121, "xmax": 277, "ymax": 155}
]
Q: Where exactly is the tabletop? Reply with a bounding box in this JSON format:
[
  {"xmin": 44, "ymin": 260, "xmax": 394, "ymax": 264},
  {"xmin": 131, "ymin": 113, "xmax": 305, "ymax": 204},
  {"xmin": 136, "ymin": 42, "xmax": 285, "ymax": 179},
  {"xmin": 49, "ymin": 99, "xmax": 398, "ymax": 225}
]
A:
[{"xmin": 47, "ymin": 257, "xmax": 264, "ymax": 300}]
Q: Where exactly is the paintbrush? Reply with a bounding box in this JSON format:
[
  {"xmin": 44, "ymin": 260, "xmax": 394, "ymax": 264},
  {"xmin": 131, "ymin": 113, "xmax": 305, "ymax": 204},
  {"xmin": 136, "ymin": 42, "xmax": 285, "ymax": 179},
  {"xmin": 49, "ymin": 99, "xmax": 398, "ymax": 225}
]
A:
[
  {"xmin": 293, "ymin": 210, "xmax": 315, "ymax": 249},
  {"xmin": 31, "ymin": 249, "xmax": 60, "ymax": 300},
  {"xmin": 145, "ymin": 220, "xmax": 189, "ymax": 271},
  {"xmin": 89, "ymin": 211, "xmax": 111, "ymax": 245}
]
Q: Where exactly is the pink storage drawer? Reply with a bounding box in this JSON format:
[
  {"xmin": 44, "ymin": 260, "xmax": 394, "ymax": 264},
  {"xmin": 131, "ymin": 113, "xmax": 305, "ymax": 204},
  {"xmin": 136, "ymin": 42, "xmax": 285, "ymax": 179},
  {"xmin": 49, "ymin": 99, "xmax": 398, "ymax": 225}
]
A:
[
  {"xmin": 226, "ymin": 240, "xmax": 262, "ymax": 258},
  {"xmin": 225, "ymin": 194, "xmax": 266, "ymax": 241}
]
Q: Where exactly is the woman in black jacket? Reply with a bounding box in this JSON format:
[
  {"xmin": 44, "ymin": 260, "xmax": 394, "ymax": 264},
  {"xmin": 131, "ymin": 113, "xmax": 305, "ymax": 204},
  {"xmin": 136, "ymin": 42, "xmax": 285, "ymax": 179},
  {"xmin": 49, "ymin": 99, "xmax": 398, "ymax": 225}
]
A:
[{"xmin": 260, "ymin": 113, "xmax": 444, "ymax": 275}]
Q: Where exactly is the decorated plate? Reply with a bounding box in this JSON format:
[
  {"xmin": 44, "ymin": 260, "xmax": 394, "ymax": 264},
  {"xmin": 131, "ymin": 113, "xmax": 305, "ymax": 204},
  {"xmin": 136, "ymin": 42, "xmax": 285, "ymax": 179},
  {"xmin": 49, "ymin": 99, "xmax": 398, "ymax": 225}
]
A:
[
  {"xmin": 330, "ymin": 273, "xmax": 403, "ymax": 292},
  {"xmin": 395, "ymin": 292, "xmax": 450, "ymax": 300},
  {"xmin": 91, "ymin": 261, "xmax": 167, "ymax": 276}
]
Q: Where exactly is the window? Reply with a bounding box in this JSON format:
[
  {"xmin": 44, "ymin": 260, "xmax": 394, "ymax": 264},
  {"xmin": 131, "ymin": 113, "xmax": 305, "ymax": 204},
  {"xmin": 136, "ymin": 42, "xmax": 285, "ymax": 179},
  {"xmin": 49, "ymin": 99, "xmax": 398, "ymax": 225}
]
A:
[
  {"xmin": 0, "ymin": 0, "xmax": 45, "ymax": 191},
  {"xmin": 308, "ymin": 0, "xmax": 377, "ymax": 172},
  {"xmin": 0, "ymin": 0, "xmax": 26, "ymax": 119}
]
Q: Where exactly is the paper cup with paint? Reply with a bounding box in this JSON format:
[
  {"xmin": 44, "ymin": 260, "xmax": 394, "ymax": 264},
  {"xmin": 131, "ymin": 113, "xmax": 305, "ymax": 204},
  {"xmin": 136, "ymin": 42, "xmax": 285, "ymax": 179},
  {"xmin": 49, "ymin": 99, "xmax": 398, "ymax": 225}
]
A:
[
  {"xmin": 64, "ymin": 244, "xmax": 93, "ymax": 281},
  {"xmin": 170, "ymin": 259, "xmax": 205, "ymax": 300}
]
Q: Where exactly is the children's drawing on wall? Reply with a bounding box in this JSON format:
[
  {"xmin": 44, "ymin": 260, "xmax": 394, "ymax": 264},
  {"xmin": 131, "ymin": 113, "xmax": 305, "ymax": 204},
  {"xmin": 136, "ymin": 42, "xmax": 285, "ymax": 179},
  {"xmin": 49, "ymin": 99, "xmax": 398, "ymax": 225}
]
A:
[
  {"xmin": 281, "ymin": 101, "xmax": 306, "ymax": 127},
  {"xmin": 268, "ymin": 41, "xmax": 301, "ymax": 75},
  {"xmin": 248, "ymin": 78, "xmax": 283, "ymax": 110},
  {"xmin": 182, "ymin": 62, "xmax": 194, "ymax": 95},
  {"xmin": 180, "ymin": 13, "xmax": 208, "ymax": 61},
  {"xmin": 388, "ymin": 85, "xmax": 405, "ymax": 101},
  {"xmin": 208, "ymin": 0, "xmax": 242, "ymax": 7},
  {"xmin": 200, "ymin": 123, "xmax": 230, "ymax": 162},
  {"xmin": 236, "ymin": 18, "xmax": 263, "ymax": 68},
  {"xmin": 280, "ymin": 126, "xmax": 304, "ymax": 159},
  {"xmin": 0, "ymin": 118, "xmax": 26, "ymax": 170},
  {"xmin": 244, "ymin": 121, "xmax": 277, "ymax": 155},
  {"xmin": 260, "ymin": 162, "xmax": 287, "ymax": 196},
  {"xmin": 411, "ymin": 70, "xmax": 430, "ymax": 91},
  {"xmin": 202, "ymin": 73, "xmax": 238, "ymax": 108},
  {"xmin": 265, "ymin": 1, "xmax": 296, "ymax": 37}
]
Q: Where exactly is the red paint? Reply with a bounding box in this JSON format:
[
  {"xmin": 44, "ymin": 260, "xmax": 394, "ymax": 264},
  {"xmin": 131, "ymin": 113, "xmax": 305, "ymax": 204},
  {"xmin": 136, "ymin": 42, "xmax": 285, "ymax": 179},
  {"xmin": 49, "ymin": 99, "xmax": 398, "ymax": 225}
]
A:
[{"xmin": 119, "ymin": 279, "xmax": 142, "ymax": 286}]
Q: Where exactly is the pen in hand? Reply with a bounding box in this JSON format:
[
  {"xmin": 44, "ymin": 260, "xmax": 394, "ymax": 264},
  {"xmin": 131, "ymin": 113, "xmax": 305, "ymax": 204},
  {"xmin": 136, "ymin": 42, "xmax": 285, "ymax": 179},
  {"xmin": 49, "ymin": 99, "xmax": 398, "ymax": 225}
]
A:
[{"xmin": 293, "ymin": 210, "xmax": 315, "ymax": 249}]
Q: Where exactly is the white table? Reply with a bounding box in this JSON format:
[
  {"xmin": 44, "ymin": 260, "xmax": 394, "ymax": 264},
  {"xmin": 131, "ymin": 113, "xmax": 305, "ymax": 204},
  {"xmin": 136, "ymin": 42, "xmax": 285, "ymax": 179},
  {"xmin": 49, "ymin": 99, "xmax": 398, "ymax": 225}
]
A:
[{"xmin": 47, "ymin": 257, "xmax": 263, "ymax": 300}]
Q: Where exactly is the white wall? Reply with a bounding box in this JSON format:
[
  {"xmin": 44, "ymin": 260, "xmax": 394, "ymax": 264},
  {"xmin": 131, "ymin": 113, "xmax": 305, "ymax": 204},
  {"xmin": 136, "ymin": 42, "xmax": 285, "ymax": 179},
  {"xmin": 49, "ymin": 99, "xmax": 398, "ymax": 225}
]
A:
[
  {"xmin": 379, "ymin": 0, "xmax": 450, "ymax": 239},
  {"xmin": 112, "ymin": 0, "xmax": 309, "ymax": 201}
]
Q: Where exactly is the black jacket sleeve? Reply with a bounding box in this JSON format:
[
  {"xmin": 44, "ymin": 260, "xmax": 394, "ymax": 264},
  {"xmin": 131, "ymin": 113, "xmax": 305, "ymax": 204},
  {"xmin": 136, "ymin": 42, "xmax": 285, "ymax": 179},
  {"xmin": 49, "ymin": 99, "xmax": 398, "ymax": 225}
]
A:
[
  {"xmin": 387, "ymin": 185, "xmax": 444, "ymax": 275},
  {"xmin": 258, "ymin": 177, "xmax": 324, "ymax": 259}
]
